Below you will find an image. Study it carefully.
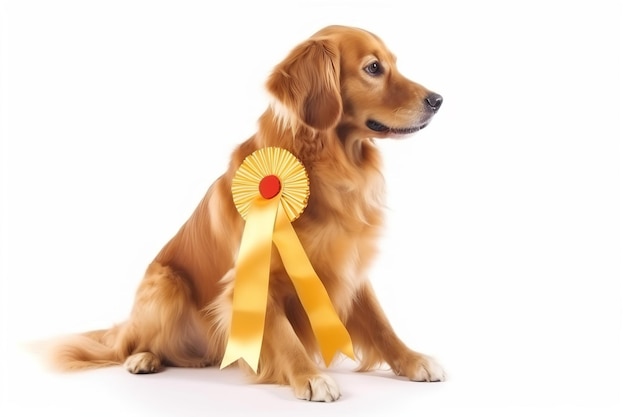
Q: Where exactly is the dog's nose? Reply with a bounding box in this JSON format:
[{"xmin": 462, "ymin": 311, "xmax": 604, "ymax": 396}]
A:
[{"xmin": 425, "ymin": 93, "xmax": 443, "ymax": 112}]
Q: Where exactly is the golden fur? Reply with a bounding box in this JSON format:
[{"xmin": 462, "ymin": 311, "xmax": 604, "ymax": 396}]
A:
[{"xmin": 49, "ymin": 25, "xmax": 445, "ymax": 402}]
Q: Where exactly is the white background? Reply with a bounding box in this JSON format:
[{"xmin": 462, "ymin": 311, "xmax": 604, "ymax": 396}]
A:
[{"xmin": 1, "ymin": 0, "xmax": 624, "ymax": 416}]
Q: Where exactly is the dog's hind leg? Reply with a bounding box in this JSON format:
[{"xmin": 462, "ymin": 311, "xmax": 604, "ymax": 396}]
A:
[{"xmin": 119, "ymin": 262, "xmax": 213, "ymax": 374}]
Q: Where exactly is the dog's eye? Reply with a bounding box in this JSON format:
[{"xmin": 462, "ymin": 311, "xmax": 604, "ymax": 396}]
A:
[{"xmin": 364, "ymin": 61, "xmax": 382, "ymax": 76}]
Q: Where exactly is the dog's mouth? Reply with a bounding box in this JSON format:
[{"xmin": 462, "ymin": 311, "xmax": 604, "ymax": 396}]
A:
[{"xmin": 366, "ymin": 119, "xmax": 429, "ymax": 135}]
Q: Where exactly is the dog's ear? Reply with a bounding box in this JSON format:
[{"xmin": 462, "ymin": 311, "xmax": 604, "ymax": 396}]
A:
[{"xmin": 266, "ymin": 39, "xmax": 342, "ymax": 131}]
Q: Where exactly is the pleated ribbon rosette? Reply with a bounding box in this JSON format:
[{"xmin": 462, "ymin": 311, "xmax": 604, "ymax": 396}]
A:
[{"xmin": 220, "ymin": 147, "xmax": 355, "ymax": 373}]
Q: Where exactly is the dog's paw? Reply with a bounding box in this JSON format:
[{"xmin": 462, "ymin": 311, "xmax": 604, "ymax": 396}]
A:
[
  {"xmin": 124, "ymin": 352, "xmax": 162, "ymax": 374},
  {"xmin": 397, "ymin": 353, "xmax": 446, "ymax": 382},
  {"xmin": 294, "ymin": 374, "xmax": 341, "ymax": 402}
]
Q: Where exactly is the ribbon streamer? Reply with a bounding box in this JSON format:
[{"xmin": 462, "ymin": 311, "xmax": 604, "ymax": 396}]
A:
[
  {"xmin": 272, "ymin": 203, "xmax": 354, "ymax": 366},
  {"xmin": 220, "ymin": 147, "xmax": 354, "ymax": 373},
  {"xmin": 219, "ymin": 196, "xmax": 279, "ymax": 372}
]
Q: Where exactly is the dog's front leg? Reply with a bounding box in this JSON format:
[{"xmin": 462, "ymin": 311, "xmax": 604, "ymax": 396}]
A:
[
  {"xmin": 347, "ymin": 281, "xmax": 446, "ymax": 382},
  {"xmin": 259, "ymin": 304, "xmax": 341, "ymax": 402}
]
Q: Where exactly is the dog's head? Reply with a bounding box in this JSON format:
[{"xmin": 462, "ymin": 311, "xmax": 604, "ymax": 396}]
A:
[{"xmin": 266, "ymin": 25, "xmax": 442, "ymax": 140}]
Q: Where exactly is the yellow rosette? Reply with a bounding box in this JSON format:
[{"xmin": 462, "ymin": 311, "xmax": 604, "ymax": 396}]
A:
[{"xmin": 220, "ymin": 147, "xmax": 355, "ymax": 373}]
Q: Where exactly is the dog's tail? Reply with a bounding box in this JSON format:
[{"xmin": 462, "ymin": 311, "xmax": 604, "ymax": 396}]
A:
[{"xmin": 45, "ymin": 327, "xmax": 126, "ymax": 371}]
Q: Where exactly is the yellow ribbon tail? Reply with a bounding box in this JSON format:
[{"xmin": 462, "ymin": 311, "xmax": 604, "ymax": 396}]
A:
[
  {"xmin": 220, "ymin": 196, "xmax": 280, "ymax": 373},
  {"xmin": 272, "ymin": 202, "xmax": 355, "ymax": 366}
]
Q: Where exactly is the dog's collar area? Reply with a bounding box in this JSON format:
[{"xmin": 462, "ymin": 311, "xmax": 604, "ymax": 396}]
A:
[{"xmin": 366, "ymin": 119, "xmax": 426, "ymax": 135}]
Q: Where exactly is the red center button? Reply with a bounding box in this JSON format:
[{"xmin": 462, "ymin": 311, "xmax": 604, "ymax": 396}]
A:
[{"xmin": 259, "ymin": 175, "xmax": 281, "ymax": 199}]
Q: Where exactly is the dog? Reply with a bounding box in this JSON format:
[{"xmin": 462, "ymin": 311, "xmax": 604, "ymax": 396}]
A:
[{"xmin": 49, "ymin": 25, "xmax": 445, "ymax": 402}]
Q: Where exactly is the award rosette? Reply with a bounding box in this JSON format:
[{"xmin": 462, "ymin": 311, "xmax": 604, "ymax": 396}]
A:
[{"xmin": 220, "ymin": 147, "xmax": 355, "ymax": 373}]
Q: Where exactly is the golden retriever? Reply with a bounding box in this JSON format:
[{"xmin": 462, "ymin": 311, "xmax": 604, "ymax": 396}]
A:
[{"xmin": 49, "ymin": 25, "xmax": 445, "ymax": 402}]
